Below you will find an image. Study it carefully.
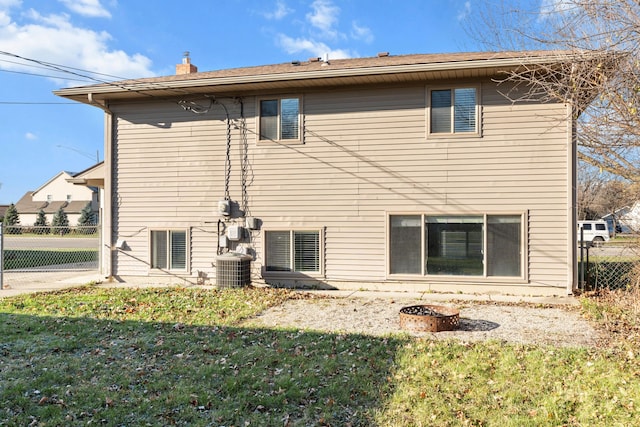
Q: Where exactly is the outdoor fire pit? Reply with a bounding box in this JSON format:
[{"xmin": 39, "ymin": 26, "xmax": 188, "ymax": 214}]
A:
[{"xmin": 399, "ymin": 304, "xmax": 460, "ymax": 332}]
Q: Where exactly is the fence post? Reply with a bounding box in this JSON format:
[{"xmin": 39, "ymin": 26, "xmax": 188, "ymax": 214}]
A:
[
  {"xmin": 579, "ymin": 227, "xmax": 584, "ymax": 291},
  {"xmin": 0, "ymin": 223, "xmax": 4, "ymax": 290}
]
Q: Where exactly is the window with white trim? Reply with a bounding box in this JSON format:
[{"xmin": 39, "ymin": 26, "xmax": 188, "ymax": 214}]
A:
[
  {"xmin": 389, "ymin": 214, "xmax": 522, "ymax": 277},
  {"xmin": 265, "ymin": 230, "xmax": 320, "ymax": 273},
  {"xmin": 429, "ymin": 87, "xmax": 478, "ymax": 134},
  {"xmin": 259, "ymin": 97, "xmax": 301, "ymax": 142},
  {"xmin": 151, "ymin": 229, "xmax": 188, "ymax": 270}
]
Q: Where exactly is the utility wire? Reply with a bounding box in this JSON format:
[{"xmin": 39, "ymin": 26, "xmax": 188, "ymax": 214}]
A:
[
  {"xmin": 0, "ymin": 50, "xmax": 223, "ymax": 105},
  {"xmin": 0, "ymin": 52, "xmax": 129, "ymax": 81},
  {"xmin": 0, "ymin": 67, "xmax": 94, "ymax": 82}
]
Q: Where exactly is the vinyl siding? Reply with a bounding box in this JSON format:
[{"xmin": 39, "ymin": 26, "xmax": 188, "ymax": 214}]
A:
[{"xmin": 108, "ymin": 79, "xmax": 572, "ymax": 294}]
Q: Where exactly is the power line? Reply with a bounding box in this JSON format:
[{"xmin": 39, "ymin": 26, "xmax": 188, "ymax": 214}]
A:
[
  {"xmin": 0, "ymin": 68, "xmax": 93, "ymax": 82},
  {"xmin": 0, "ymin": 53, "xmax": 128, "ymax": 81},
  {"xmin": 0, "ymin": 50, "xmax": 225, "ymax": 110}
]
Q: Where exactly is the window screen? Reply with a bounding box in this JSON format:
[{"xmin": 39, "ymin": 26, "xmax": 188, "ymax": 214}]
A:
[
  {"xmin": 487, "ymin": 215, "xmax": 521, "ymax": 277},
  {"xmin": 151, "ymin": 230, "xmax": 168, "ymax": 269},
  {"xmin": 151, "ymin": 230, "xmax": 187, "ymax": 270},
  {"xmin": 430, "ymin": 87, "xmax": 477, "ymax": 134},
  {"xmin": 259, "ymin": 98, "xmax": 300, "ymax": 141},
  {"xmin": 389, "ymin": 215, "xmax": 422, "ymax": 274},
  {"xmin": 430, "ymin": 90, "xmax": 452, "ymax": 133},
  {"xmin": 265, "ymin": 230, "xmax": 320, "ymax": 273},
  {"xmin": 265, "ymin": 231, "xmax": 291, "ymax": 271},
  {"xmin": 260, "ymin": 100, "xmax": 278, "ymax": 140}
]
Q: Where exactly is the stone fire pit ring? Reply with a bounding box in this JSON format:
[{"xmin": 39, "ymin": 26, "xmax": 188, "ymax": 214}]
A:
[{"xmin": 399, "ymin": 304, "xmax": 460, "ymax": 332}]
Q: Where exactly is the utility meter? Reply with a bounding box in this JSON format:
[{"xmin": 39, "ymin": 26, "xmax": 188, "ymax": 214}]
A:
[{"xmin": 218, "ymin": 199, "xmax": 230, "ymax": 216}]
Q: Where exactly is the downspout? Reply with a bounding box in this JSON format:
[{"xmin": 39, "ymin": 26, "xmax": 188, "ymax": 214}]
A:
[
  {"xmin": 569, "ymin": 105, "xmax": 578, "ymax": 295},
  {"xmin": 88, "ymin": 93, "xmax": 114, "ymax": 281}
]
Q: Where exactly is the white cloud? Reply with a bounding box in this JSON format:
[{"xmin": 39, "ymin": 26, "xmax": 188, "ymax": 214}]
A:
[
  {"xmin": 25, "ymin": 132, "xmax": 37, "ymax": 140},
  {"xmin": 351, "ymin": 21, "xmax": 373, "ymax": 43},
  {"xmin": 276, "ymin": 33, "xmax": 352, "ymax": 59},
  {"xmin": 306, "ymin": 0, "xmax": 340, "ymax": 39},
  {"xmin": 0, "ymin": 6, "xmax": 154, "ymax": 85},
  {"xmin": 539, "ymin": 0, "xmax": 575, "ymax": 20},
  {"xmin": 270, "ymin": 0, "xmax": 370, "ymax": 61},
  {"xmin": 0, "ymin": 0, "xmax": 21, "ymax": 8},
  {"xmin": 263, "ymin": 0, "xmax": 292, "ymax": 20},
  {"xmin": 457, "ymin": 1, "xmax": 471, "ymax": 21},
  {"xmin": 58, "ymin": 0, "xmax": 111, "ymax": 18}
]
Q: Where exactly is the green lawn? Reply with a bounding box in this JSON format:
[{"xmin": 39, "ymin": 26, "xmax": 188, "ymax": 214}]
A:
[{"xmin": 0, "ymin": 286, "xmax": 638, "ymax": 426}]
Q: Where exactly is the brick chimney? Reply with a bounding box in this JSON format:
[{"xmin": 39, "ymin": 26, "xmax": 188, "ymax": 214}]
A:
[{"xmin": 176, "ymin": 52, "xmax": 197, "ymax": 75}]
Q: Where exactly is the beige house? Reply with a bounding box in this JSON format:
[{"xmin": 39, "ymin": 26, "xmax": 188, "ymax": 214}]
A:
[
  {"xmin": 55, "ymin": 51, "xmax": 582, "ymax": 295},
  {"xmin": 14, "ymin": 170, "xmax": 99, "ymax": 226}
]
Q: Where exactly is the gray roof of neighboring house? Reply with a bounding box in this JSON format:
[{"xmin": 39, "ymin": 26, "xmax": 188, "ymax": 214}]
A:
[{"xmin": 14, "ymin": 192, "xmax": 90, "ymax": 215}]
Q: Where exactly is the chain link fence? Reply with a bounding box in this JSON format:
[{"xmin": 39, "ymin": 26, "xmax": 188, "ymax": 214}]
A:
[
  {"xmin": 579, "ymin": 241, "xmax": 640, "ymax": 291},
  {"xmin": 1, "ymin": 224, "xmax": 100, "ymax": 290}
]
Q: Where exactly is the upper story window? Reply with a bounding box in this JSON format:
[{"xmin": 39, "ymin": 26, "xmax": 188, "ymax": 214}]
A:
[
  {"xmin": 259, "ymin": 97, "xmax": 300, "ymax": 142},
  {"xmin": 429, "ymin": 87, "xmax": 478, "ymax": 135}
]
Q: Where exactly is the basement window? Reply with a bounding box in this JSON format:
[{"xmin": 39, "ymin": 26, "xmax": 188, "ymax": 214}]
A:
[
  {"xmin": 150, "ymin": 229, "xmax": 188, "ymax": 271},
  {"xmin": 388, "ymin": 214, "xmax": 523, "ymax": 278},
  {"xmin": 265, "ymin": 230, "xmax": 320, "ymax": 273},
  {"xmin": 259, "ymin": 97, "xmax": 301, "ymax": 142}
]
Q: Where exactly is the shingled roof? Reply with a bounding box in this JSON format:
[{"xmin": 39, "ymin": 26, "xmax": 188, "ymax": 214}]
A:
[
  {"xmin": 14, "ymin": 192, "xmax": 90, "ymax": 215},
  {"xmin": 54, "ymin": 50, "xmax": 570, "ymax": 104}
]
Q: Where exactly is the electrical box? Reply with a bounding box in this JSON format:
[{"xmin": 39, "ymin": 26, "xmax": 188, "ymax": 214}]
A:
[
  {"xmin": 218, "ymin": 199, "xmax": 230, "ymax": 216},
  {"xmin": 227, "ymin": 225, "xmax": 244, "ymax": 241},
  {"xmin": 218, "ymin": 235, "xmax": 228, "ymax": 248},
  {"xmin": 245, "ymin": 216, "xmax": 259, "ymax": 230}
]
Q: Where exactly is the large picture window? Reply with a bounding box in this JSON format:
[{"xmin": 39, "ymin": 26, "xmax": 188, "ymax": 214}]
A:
[
  {"xmin": 426, "ymin": 216, "xmax": 483, "ymax": 276},
  {"xmin": 265, "ymin": 230, "xmax": 320, "ymax": 273},
  {"xmin": 429, "ymin": 87, "xmax": 477, "ymax": 134},
  {"xmin": 259, "ymin": 97, "xmax": 300, "ymax": 141},
  {"xmin": 388, "ymin": 214, "xmax": 522, "ymax": 278},
  {"xmin": 151, "ymin": 230, "xmax": 187, "ymax": 271}
]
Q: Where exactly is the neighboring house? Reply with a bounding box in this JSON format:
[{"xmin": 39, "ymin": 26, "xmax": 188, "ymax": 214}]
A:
[
  {"xmin": 602, "ymin": 206, "xmax": 633, "ymax": 235},
  {"xmin": 55, "ymin": 51, "xmax": 585, "ymax": 295},
  {"xmin": 0, "ymin": 204, "xmax": 8, "ymax": 222},
  {"xmin": 14, "ymin": 170, "xmax": 99, "ymax": 226},
  {"xmin": 617, "ymin": 202, "xmax": 640, "ymax": 234}
]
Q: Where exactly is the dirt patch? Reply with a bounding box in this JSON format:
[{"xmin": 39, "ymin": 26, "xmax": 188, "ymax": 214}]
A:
[{"xmin": 243, "ymin": 296, "xmax": 601, "ymax": 348}]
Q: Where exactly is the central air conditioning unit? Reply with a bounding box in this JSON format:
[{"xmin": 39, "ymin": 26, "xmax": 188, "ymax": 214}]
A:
[{"xmin": 216, "ymin": 252, "xmax": 252, "ymax": 288}]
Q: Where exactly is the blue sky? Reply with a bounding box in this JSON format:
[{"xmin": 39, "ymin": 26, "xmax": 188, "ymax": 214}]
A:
[{"xmin": 0, "ymin": 0, "xmax": 509, "ymax": 205}]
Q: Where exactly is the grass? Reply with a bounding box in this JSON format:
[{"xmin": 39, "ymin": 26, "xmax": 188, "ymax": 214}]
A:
[
  {"xmin": 1, "ymin": 286, "xmax": 639, "ymax": 426},
  {"xmin": 3, "ymin": 249, "xmax": 98, "ymax": 270}
]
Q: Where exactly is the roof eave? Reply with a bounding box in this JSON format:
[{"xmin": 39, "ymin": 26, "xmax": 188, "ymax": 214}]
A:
[{"xmin": 53, "ymin": 55, "xmax": 568, "ymax": 104}]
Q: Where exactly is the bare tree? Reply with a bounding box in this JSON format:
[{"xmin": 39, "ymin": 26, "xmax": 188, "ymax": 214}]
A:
[{"xmin": 470, "ymin": 0, "xmax": 640, "ymax": 181}]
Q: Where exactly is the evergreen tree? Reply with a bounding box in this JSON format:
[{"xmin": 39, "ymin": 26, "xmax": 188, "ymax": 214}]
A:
[
  {"xmin": 2, "ymin": 203, "xmax": 21, "ymax": 234},
  {"xmin": 77, "ymin": 202, "xmax": 96, "ymax": 234},
  {"xmin": 51, "ymin": 207, "xmax": 70, "ymax": 235},
  {"xmin": 34, "ymin": 209, "xmax": 49, "ymax": 235}
]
